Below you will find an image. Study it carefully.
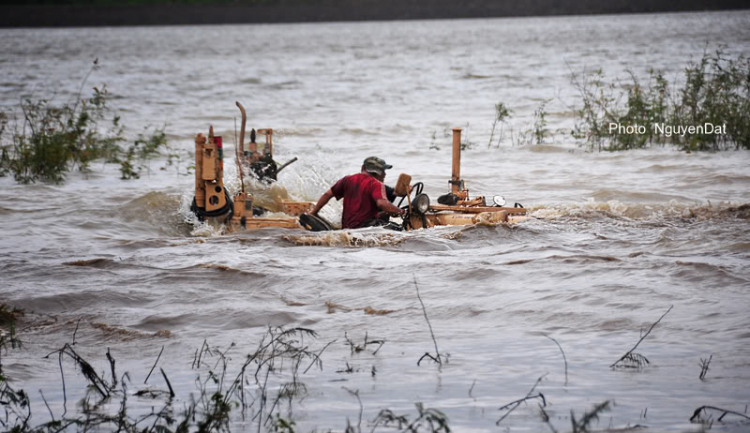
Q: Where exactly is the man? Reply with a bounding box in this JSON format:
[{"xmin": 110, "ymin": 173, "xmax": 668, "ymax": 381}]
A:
[{"xmin": 310, "ymin": 156, "xmax": 405, "ymax": 229}]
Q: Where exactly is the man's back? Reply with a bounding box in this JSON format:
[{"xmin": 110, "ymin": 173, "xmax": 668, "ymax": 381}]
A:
[{"xmin": 331, "ymin": 172, "xmax": 386, "ymax": 229}]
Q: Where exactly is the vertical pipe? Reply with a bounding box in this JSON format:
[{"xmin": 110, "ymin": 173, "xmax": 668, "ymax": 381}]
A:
[
  {"xmin": 266, "ymin": 129, "xmax": 273, "ymax": 157},
  {"xmin": 249, "ymin": 128, "xmax": 258, "ymax": 159},
  {"xmin": 236, "ymin": 102, "xmax": 246, "ymax": 156},
  {"xmin": 451, "ymin": 128, "xmax": 462, "ymax": 194}
]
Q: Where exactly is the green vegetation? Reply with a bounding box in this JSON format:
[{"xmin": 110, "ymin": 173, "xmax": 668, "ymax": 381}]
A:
[
  {"xmin": 487, "ymin": 102, "xmax": 511, "ymax": 148},
  {"xmin": 0, "ymin": 64, "xmax": 170, "ymax": 184},
  {"xmin": 532, "ymin": 99, "xmax": 550, "ymax": 145},
  {"xmin": 119, "ymin": 126, "xmax": 168, "ymax": 179},
  {"xmin": 0, "ymin": 304, "xmax": 24, "ymax": 376},
  {"xmin": 486, "ymin": 48, "xmax": 749, "ymax": 152},
  {"xmin": 570, "ymin": 48, "xmax": 750, "ymax": 151},
  {"xmin": 0, "ymin": 84, "xmax": 124, "ymax": 183}
]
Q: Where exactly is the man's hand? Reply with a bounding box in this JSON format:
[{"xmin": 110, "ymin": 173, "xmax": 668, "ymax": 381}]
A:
[{"xmin": 377, "ymin": 198, "xmax": 404, "ymax": 216}]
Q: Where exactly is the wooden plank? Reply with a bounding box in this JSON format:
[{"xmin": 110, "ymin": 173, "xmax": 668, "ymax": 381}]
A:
[
  {"xmin": 429, "ymin": 204, "xmax": 528, "ymax": 215},
  {"xmin": 201, "ymin": 142, "xmax": 216, "ymax": 181},
  {"xmin": 194, "ymin": 133, "xmax": 205, "ymax": 208},
  {"xmin": 228, "ymin": 217, "xmax": 301, "ymax": 231},
  {"xmin": 282, "ymin": 201, "xmax": 314, "ymax": 216}
]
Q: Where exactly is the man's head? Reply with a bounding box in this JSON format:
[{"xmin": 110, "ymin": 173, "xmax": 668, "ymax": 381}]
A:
[{"xmin": 362, "ymin": 156, "xmax": 392, "ymax": 181}]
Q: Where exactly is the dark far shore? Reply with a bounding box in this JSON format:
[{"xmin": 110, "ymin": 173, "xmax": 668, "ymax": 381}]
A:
[{"xmin": 0, "ymin": 0, "xmax": 748, "ymax": 28}]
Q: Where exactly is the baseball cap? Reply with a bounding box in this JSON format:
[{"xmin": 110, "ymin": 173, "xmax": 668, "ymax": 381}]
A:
[{"xmin": 363, "ymin": 156, "xmax": 393, "ymax": 176}]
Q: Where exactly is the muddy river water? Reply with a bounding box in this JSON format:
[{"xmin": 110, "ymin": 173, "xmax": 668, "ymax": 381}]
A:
[{"xmin": 1, "ymin": 10, "xmax": 750, "ymax": 432}]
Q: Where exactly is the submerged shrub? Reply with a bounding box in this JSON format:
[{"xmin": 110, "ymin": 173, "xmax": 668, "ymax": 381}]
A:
[
  {"xmin": 119, "ymin": 125, "xmax": 168, "ymax": 179},
  {"xmin": 570, "ymin": 48, "xmax": 750, "ymax": 151},
  {"xmin": 0, "ymin": 64, "xmax": 168, "ymax": 184},
  {"xmin": 0, "ymin": 84, "xmax": 125, "ymax": 183}
]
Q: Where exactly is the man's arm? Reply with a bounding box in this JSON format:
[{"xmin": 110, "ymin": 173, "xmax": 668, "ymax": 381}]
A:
[
  {"xmin": 376, "ymin": 198, "xmax": 404, "ymax": 216},
  {"xmin": 310, "ymin": 189, "xmax": 334, "ymax": 215}
]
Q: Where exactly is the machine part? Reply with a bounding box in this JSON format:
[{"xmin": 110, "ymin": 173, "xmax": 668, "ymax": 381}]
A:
[
  {"xmin": 514, "ymin": 202, "xmax": 524, "ymax": 208},
  {"xmin": 438, "ymin": 193, "xmax": 459, "ymax": 205},
  {"xmin": 411, "ymin": 193, "xmax": 430, "ymax": 215},
  {"xmin": 448, "ymin": 179, "xmax": 465, "ymax": 191},
  {"xmin": 493, "ymin": 195, "xmax": 506, "ymax": 207},
  {"xmin": 191, "ymin": 189, "xmax": 233, "ymax": 222},
  {"xmin": 299, "ymin": 214, "xmax": 334, "ymax": 232},
  {"xmin": 235, "ymin": 102, "xmax": 247, "ymax": 193},
  {"xmin": 236, "ymin": 102, "xmax": 247, "ymax": 156},
  {"xmin": 382, "ymin": 221, "xmax": 404, "ymax": 231},
  {"xmin": 250, "ymin": 154, "xmax": 278, "ymax": 182},
  {"xmin": 394, "ymin": 173, "xmax": 412, "ymax": 196},
  {"xmin": 277, "ymin": 157, "xmax": 298, "ymax": 174},
  {"xmin": 205, "ymin": 183, "xmax": 227, "ymax": 212}
]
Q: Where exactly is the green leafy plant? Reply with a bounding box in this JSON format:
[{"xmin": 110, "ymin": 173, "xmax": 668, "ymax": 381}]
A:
[
  {"xmin": 0, "ymin": 63, "xmax": 169, "ymax": 183},
  {"xmin": 0, "ymin": 81, "xmax": 124, "ymax": 183},
  {"xmin": 570, "ymin": 48, "xmax": 750, "ymax": 151},
  {"xmin": 119, "ymin": 125, "xmax": 168, "ymax": 179}
]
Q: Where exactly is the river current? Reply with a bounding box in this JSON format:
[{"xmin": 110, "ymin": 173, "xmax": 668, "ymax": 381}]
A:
[{"xmin": 1, "ymin": 11, "xmax": 750, "ymax": 432}]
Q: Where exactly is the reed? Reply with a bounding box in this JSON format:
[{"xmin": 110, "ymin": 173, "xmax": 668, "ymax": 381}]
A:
[
  {"xmin": 610, "ymin": 305, "xmax": 672, "ymax": 369},
  {"xmin": 487, "ymin": 102, "xmax": 511, "ymax": 148},
  {"xmin": 371, "ymin": 403, "xmax": 451, "ymax": 433},
  {"xmin": 699, "ymin": 355, "xmax": 713, "ymax": 380},
  {"xmin": 544, "ymin": 334, "xmax": 568, "ymax": 385},
  {"xmin": 690, "ymin": 405, "xmax": 750, "ymax": 424},
  {"xmin": 496, "ymin": 374, "xmax": 547, "ymax": 425},
  {"xmin": 486, "ymin": 100, "xmax": 551, "ymax": 147},
  {"xmin": 570, "ymin": 400, "xmax": 614, "ymax": 433},
  {"xmin": 413, "ymin": 276, "xmax": 442, "ymax": 366}
]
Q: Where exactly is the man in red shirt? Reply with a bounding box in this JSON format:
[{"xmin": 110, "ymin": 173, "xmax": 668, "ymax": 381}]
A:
[{"xmin": 310, "ymin": 157, "xmax": 404, "ymax": 229}]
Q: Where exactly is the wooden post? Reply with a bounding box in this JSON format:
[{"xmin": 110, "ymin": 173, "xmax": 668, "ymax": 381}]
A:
[
  {"xmin": 194, "ymin": 133, "xmax": 206, "ymax": 208},
  {"xmin": 451, "ymin": 128, "xmax": 462, "ymax": 194}
]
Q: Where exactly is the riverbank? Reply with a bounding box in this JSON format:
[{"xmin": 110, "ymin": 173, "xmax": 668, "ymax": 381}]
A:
[{"xmin": 1, "ymin": 0, "xmax": 748, "ymax": 28}]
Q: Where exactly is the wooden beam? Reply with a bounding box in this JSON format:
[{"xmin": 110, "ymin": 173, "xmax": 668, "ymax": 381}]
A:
[
  {"xmin": 228, "ymin": 217, "xmax": 301, "ymax": 231},
  {"xmin": 429, "ymin": 204, "xmax": 528, "ymax": 215}
]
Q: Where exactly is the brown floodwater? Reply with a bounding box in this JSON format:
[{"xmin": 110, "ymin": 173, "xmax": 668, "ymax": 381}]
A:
[{"xmin": 1, "ymin": 10, "xmax": 750, "ymax": 432}]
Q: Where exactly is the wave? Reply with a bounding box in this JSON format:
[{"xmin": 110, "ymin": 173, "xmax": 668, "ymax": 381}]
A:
[
  {"xmin": 590, "ymin": 188, "xmax": 694, "ymax": 203},
  {"xmin": 63, "ymin": 258, "xmax": 112, "ymax": 268},
  {"xmin": 0, "ymin": 206, "xmax": 61, "ymax": 215},
  {"xmin": 91, "ymin": 322, "xmax": 173, "ymax": 341},
  {"xmin": 133, "ymin": 310, "xmax": 300, "ymax": 332},
  {"xmin": 325, "ymin": 300, "xmax": 397, "ymax": 315},
  {"xmin": 530, "ymin": 201, "xmax": 750, "ymax": 222},
  {"xmin": 283, "ymin": 231, "xmax": 407, "ymax": 248},
  {"xmin": 502, "ymin": 254, "xmax": 620, "ymax": 265},
  {"xmin": 116, "ymin": 191, "xmax": 193, "ymax": 237}
]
